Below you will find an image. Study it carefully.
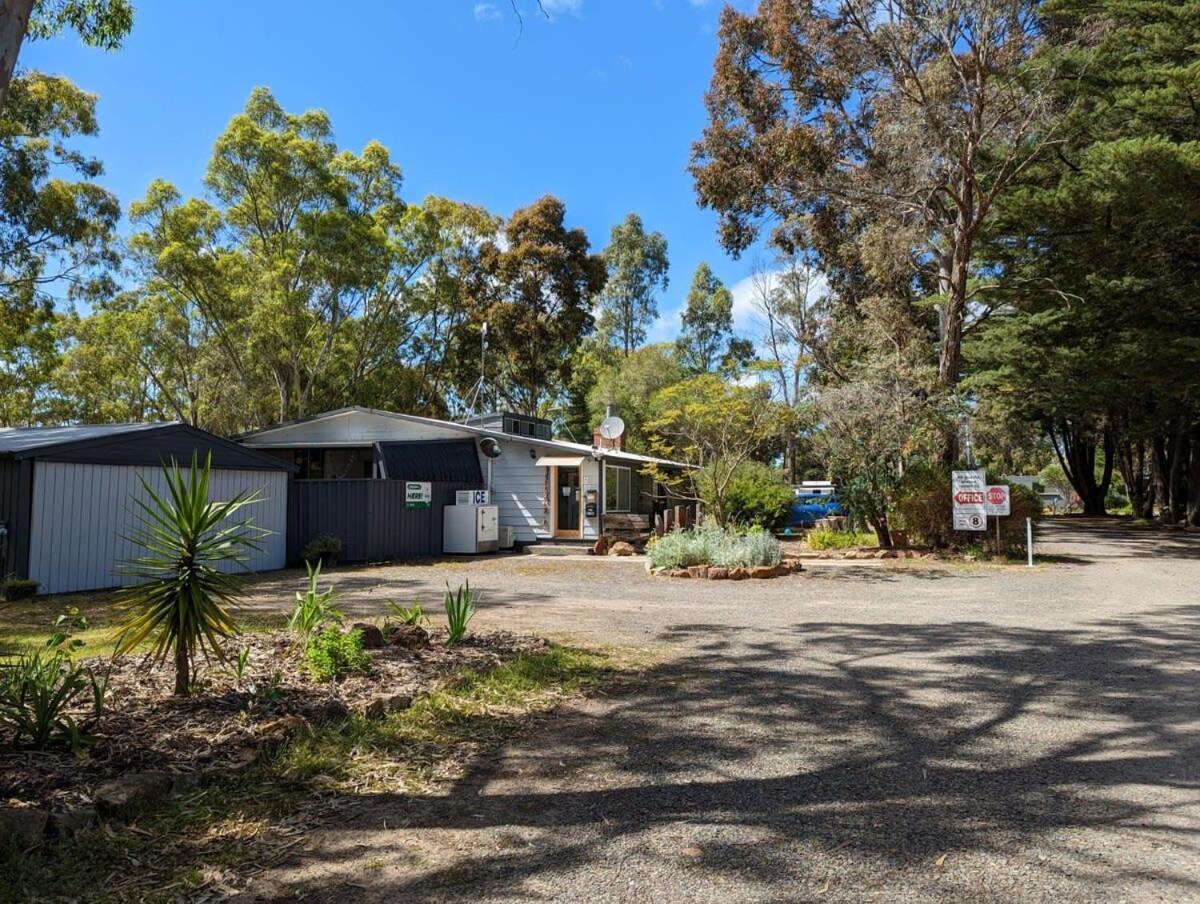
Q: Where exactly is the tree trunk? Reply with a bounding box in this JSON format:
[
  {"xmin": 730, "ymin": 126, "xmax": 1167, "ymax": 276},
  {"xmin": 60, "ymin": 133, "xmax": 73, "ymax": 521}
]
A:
[
  {"xmin": 174, "ymin": 636, "xmax": 191, "ymax": 696},
  {"xmin": 784, "ymin": 434, "xmax": 797, "ymax": 485},
  {"xmin": 1167, "ymin": 424, "xmax": 1188, "ymax": 524},
  {"xmin": 1152, "ymin": 434, "xmax": 1171, "ymax": 524},
  {"xmin": 1188, "ymin": 422, "xmax": 1200, "ymax": 526},
  {"xmin": 0, "ymin": 0, "xmax": 34, "ymax": 115},
  {"xmin": 1116, "ymin": 434, "xmax": 1150, "ymax": 520},
  {"xmin": 1048, "ymin": 418, "xmax": 1111, "ymax": 516}
]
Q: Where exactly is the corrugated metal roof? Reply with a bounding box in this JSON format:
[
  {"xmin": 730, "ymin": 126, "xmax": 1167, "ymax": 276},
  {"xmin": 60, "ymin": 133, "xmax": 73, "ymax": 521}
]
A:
[
  {"xmin": 0, "ymin": 422, "xmax": 170, "ymax": 454},
  {"xmin": 376, "ymin": 440, "xmax": 484, "ymax": 484}
]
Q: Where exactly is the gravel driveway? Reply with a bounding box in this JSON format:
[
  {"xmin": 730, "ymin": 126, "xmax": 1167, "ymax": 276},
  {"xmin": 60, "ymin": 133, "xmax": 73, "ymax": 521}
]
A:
[{"xmin": 244, "ymin": 520, "xmax": 1200, "ymax": 902}]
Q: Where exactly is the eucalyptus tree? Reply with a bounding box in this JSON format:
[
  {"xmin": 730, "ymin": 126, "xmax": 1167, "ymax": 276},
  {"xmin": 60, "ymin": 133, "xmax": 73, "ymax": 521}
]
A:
[
  {"xmin": 676, "ymin": 262, "xmax": 735, "ymax": 374},
  {"xmin": 691, "ymin": 0, "xmax": 1058, "ymax": 461},
  {"xmin": 595, "ymin": 213, "xmax": 669, "ymax": 356}
]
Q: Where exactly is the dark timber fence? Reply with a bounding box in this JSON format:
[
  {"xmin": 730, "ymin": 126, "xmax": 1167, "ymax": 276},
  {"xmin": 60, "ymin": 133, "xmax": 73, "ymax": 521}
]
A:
[{"xmin": 286, "ymin": 479, "xmax": 480, "ymax": 565}]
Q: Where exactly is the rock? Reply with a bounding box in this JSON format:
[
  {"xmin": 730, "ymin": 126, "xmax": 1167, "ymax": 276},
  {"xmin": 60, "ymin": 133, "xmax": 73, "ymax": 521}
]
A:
[
  {"xmin": 708, "ymin": 567, "xmax": 728, "ymax": 580},
  {"xmin": 49, "ymin": 806, "xmax": 97, "ymax": 838},
  {"xmin": 258, "ymin": 714, "xmax": 309, "ymax": 743},
  {"xmin": 687, "ymin": 565, "xmax": 709, "ymax": 579},
  {"xmin": 0, "ymin": 806, "xmax": 48, "ymax": 846},
  {"xmin": 351, "ymin": 622, "xmax": 385, "ymax": 649},
  {"xmin": 609, "ymin": 541, "xmax": 636, "ymax": 557},
  {"xmin": 750, "ymin": 565, "xmax": 776, "ymax": 579},
  {"xmin": 387, "ymin": 624, "xmax": 431, "ymax": 649},
  {"xmin": 728, "ymin": 567, "xmax": 749, "ymax": 581},
  {"xmin": 358, "ymin": 698, "xmax": 387, "ymax": 720},
  {"xmin": 304, "ymin": 699, "xmax": 350, "ymax": 722},
  {"xmin": 592, "ymin": 536, "xmax": 608, "ymax": 556},
  {"xmin": 94, "ymin": 772, "xmax": 173, "ymax": 822},
  {"xmin": 669, "ymin": 569, "xmax": 691, "ymax": 578}
]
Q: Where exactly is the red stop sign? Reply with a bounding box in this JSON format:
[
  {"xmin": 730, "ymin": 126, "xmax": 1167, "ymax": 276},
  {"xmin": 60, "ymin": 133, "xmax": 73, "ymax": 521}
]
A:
[{"xmin": 987, "ymin": 486, "xmax": 1008, "ymax": 505}]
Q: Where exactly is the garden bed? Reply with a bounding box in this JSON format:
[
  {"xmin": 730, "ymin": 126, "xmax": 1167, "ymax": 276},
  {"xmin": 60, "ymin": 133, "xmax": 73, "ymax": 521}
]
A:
[
  {"xmin": 646, "ymin": 558, "xmax": 805, "ymax": 579},
  {"xmin": 0, "ymin": 627, "xmax": 548, "ymax": 822}
]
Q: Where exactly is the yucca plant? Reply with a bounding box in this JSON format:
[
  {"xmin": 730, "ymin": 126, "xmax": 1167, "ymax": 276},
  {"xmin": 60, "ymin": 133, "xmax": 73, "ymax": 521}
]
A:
[
  {"xmin": 289, "ymin": 560, "xmax": 343, "ymax": 642},
  {"xmin": 443, "ymin": 581, "xmax": 477, "ymax": 645},
  {"xmin": 385, "ymin": 600, "xmax": 427, "ymax": 627},
  {"xmin": 114, "ymin": 453, "xmax": 265, "ymax": 696}
]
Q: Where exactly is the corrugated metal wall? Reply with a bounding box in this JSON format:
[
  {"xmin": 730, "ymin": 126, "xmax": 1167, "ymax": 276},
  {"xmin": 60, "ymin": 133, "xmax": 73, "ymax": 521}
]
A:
[
  {"xmin": 0, "ymin": 459, "xmax": 32, "ymax": 578},
  {"xmin": 27, "ymin": 462, "xmax": 288, "ymax": 594},
  {"xmin": 287, "ymin": 480, "xmax": 478, "ymax": 564}
]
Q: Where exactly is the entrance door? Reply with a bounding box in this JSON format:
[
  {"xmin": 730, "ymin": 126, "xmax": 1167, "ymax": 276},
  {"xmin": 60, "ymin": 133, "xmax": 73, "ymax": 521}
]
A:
[{"xmin": 554, "ymin": 467, "xmax": 581, "ymax": 538}]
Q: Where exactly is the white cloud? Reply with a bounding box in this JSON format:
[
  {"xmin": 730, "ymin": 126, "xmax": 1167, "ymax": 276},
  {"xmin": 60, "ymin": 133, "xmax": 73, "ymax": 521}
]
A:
[
  {"xmin": 474, "ymin": 3, "xmax": 502, "ymax": 22},
  {"xmin": 540, "ymin": 0, "xmax": 583, "ymax": 15}
]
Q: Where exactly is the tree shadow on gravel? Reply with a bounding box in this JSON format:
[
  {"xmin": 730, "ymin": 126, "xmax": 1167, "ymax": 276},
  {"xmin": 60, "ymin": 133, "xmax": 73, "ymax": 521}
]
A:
[{"xmin": 253, "ymin": 604, "xmax": 1200, "ymax": 901}]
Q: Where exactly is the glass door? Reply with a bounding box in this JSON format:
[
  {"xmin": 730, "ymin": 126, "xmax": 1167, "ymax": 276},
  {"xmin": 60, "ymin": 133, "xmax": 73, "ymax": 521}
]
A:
[{"xmin": 555, "ymin": 467, "xmax": 581, "ymax": 537}]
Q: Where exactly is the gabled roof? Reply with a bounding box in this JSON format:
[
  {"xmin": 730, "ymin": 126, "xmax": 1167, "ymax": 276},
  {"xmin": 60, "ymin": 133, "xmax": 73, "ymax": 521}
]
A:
[
  {"xmin": 239, "ymin": 406, "xmax": 692, "ymax": 469},
  {"xmin": 0, "ymin": 422, "xmax": 166, "ymax": 455},
  {"xmin": 0, "ymin": 422, "xmax": 291, "ymax": 471}
]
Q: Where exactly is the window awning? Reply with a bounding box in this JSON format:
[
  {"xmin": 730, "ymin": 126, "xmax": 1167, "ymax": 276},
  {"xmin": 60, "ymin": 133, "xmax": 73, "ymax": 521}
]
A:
[{"xmin": 534, "ymin": 455, "xmax": 586, "ymax": 468}]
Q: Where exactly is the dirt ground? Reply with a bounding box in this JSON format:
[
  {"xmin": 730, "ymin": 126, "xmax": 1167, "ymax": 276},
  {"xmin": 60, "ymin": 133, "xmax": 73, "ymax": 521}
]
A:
[{"xmin": 224, "ymin": 518, "xmax": 1200, "ymax": 901}]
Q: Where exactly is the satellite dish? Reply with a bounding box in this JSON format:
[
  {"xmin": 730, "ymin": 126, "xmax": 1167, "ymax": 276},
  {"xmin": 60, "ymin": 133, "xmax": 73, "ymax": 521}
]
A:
[
  {"xmin": 598, "ymin": 416, "xmax": 625, "ymax": 441},
  {"xmin": 479, "ymin": 437, "xmax": 502, "ymax": 459}
]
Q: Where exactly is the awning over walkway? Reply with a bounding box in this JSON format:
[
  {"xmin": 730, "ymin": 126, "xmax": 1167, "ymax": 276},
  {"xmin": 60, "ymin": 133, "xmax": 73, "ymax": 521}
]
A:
[{"xmin": 534, "ymin": 455, "xmax": 586, "ymax": 468}]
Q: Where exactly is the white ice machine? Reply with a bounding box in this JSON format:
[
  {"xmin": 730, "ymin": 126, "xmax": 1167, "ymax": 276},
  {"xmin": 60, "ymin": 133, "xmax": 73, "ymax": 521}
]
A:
[{"xmin": 443, "ymin": 501, "xmax": 499, "ymax": 554}]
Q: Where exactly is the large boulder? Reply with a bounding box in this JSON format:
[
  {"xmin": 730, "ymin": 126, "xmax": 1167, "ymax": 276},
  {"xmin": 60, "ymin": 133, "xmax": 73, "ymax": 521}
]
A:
[
  {"xmin": 387, "ymin": 624, "xmax": 431, "ymax": 649},
  {"xmin": 708, "ymin": 567, "xmax": 728, "ymax": 580},
  {"xmin": 351, "ymin": 622, "xmax": 385, "ymax": 649},
  {"xmin": 609, "ymin": 541, "xmax": 636, "ymax": 557},
  {"xmin": 687, "ymin": 565, "xmax": 709, "ymax": 579},
  {"xmin": 94, "ymin": 772, "xmax": 173, "ymax": 821},
  {"xmin": 749, "ymin": 565, "xmax": 777, "ymax": 579},
  {"xmin": 0, "ymin": 806, "xmax": 48, "ymax": 846},
  {"xmin": 592, "ymin": 536, "xmax": 608, "ymax": 556},
  {"xmin": 728, "ymin": 567, "xmax": 749, "ymax": 581}
]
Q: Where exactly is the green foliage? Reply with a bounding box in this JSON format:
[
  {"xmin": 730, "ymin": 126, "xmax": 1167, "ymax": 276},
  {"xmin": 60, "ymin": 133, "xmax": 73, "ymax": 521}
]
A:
[
  {"xmin": 1, "ymin": 576, "xmax": 39, "ymax": 601},
  {"xmin": 676, "ymin": 262, "xmax": 737, "ymax": 374},
  {"xmin": 807, "ymin": 529, "xmax": 877, "ymax": 551},
  {"xmin": 289, "ymin": 561, "xmax": 343, "ymax": 641},
  {"xmin": 646, "ymin": 524, "xmax": 782, "ymax": 570},
  {"xmin": 113, "ymin": 453, "xmax": 264, "ymax": 696},
  {"xmin": 0, "ymin": 609, "xmax": 105, "ymax": 752},
  {"xmin": 301, "ymin": 534, "xmax": 343, "ymax": 566},
  {"xmin": 596, "ymin": 212, "xmax": 669, "ymax": 355},
  {"xmin": 722, "ymin": 461, "xmax": 795, "ymax": 529},
  {"xmin": 304, "ymin": 628, "xmax": 372, "ymax": 682},
  {"xmin": 443, "ymin": 581, "xmax": 477, "ymax": 645},
  {"xmin": 27, "ymin": 0, "xmax": 134, "ymax": 49},
  {"xmin": 647, "ymin": 374, "xmax": 794, "ymax": 526},
  {"xmin": 584, "ymin": 342, "xmax": 687, "ymax": 451},
  {"xmin": 385, "ymin": 601, "xmax": 427, "ymax": 627},
  {"xmin": 892, "ymin": 465, "xmax": 1044, "ymax": 552}
]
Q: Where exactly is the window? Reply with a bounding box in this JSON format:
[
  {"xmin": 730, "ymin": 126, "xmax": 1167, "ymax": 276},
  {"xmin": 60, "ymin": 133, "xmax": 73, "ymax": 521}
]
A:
[{"xmin": 605, "ymin": 465, "xmax": 633, "ymax": 513}]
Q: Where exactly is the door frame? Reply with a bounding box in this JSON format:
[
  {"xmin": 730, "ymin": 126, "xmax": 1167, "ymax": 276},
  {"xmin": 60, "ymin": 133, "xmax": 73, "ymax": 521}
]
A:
[{"xmin": 551, "ymin": 465, "xmax": 583, "ymax": 539}]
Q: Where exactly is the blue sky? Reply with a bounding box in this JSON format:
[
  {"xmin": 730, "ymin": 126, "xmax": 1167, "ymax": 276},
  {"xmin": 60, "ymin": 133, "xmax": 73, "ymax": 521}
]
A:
[{"xmin": 24, "ymin": 0, "xmax": 771, "ymax": 344}]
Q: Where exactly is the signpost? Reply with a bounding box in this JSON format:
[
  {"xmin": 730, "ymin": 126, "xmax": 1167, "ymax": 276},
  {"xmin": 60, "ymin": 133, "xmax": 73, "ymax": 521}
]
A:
[
  {"xmin": 984, "ymin": 484, "xmax": 1010, "ymax": 552},
  {"xmin": 405, "ymin": 481, "xmax": 432, "ymax": 509},
  {"xmin": 951, "ymin": 470, "xmax": 987, "ymax": 531}
]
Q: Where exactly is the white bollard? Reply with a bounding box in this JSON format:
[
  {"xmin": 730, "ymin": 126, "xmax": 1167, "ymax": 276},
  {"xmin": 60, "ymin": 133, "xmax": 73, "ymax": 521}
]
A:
[{"xmin": 1026, "ymin": 517, "xmax": 1033, "ymax": 567}]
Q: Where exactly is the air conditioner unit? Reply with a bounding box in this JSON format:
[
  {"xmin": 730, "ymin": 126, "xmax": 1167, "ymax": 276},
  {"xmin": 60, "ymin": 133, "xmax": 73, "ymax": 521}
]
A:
[{"xmin": 499, "ymin": 525, "xmax": 515, "ymax": 550}]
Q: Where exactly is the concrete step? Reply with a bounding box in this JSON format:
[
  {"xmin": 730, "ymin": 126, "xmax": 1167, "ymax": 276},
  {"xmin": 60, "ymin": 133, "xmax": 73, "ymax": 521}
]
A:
[{"xmin": 523, "ymin": 541, "xmax": 594, "ymax": 557}]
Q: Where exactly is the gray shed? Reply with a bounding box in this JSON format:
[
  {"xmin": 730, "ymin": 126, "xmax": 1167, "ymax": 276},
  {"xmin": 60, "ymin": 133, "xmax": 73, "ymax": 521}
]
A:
[{"xmin": 0, "ymin": 423, "xmax": 290, "ymax": 595}]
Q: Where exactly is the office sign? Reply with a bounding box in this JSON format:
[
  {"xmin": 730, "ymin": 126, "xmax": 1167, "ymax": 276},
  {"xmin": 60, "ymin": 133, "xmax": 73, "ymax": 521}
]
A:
[
  {"xmin": 984, "ymin": 485, "xmax": 1011, "ymax": 517},
  {"xmin": 952, "ymin": 469, "xmax": 987, "ymax": 531},
  {"xmin": 405, "ymin": 481, "xmax": 432, "ymax": 509}
]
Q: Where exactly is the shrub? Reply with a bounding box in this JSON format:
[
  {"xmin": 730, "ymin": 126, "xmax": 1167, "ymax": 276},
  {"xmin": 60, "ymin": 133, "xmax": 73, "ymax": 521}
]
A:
[
  {"xmin": 807, "ymin": 528, "xmax": 877, "ymax": 550},
  {"xmin": 1, "ymin": 577, "xmax": 39, "ymax": 601},
  {"xmin": 723, "ymin": 462, "xmax": 795, "ymax": 529},
  {"xmin": 114, "ymin": 452, "xmax": 265, "ymax": 696},
  {"xmin": 443, "ymin": 582, "xmax": 477, "ymax": 645},
  {"xmin": 289, "ymin": 560, "xmax": 343, "ymax": 641},
  {"xmin": 0, "ymin": 611, "xmax": 106, "ymax": 752},
  {"xmin": 302, "ymin": 534, "xmax": 343, "ymax": 566},
  {"xmin": 304, "ymin": 628, "xmax": 371, "ymax": 682},
  {"xmin": 892, "ymin": 464, "xmax": 1044, "ymax": 553},
  {"xmin": 646, "ymin": 523, "xmax": 783, "ymax": 570},
  {"xmin": 385, "ymin": 601, "xmax": 427, "ymax": 627}
]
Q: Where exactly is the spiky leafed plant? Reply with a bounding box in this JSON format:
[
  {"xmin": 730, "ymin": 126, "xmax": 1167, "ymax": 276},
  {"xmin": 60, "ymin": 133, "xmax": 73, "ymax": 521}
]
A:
[{"xmin": 114, "ymin": 452, "xmax": 266, "ymax": 696}]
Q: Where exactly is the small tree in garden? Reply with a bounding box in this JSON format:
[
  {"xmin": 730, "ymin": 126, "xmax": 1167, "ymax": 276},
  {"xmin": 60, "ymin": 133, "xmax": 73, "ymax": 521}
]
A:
[
  {"xmin": 114, "ymin": 453, "xmax": 265, "ymax": 696},
  {"xmin": 646, "ymin": 374, "xmax": 794, "ymax": 526}
]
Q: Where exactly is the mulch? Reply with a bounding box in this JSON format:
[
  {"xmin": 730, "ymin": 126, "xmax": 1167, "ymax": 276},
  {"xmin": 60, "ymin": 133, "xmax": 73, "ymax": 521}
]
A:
[{"xmin": 0, "ymin": 628, "xmax": 549, "ymax": 812}]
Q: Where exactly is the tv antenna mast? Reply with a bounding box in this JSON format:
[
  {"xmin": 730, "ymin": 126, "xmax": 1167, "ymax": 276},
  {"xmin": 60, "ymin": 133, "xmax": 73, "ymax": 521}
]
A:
[{"xmin": 463, "ymin": 321, "xmax": 488, "ymax": 423}]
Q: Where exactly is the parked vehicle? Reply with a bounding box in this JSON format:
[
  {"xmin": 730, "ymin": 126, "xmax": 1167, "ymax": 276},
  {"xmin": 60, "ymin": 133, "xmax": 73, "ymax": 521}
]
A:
[{"xmin": 779, "ymin": 488, "xmax": 845, "ymax": 534}]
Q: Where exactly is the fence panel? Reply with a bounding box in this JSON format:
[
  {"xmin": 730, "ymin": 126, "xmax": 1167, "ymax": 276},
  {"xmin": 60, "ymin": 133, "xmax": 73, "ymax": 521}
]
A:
[{"xmin": 287, "ymin": 480, "xmax": 478, "ymax": 564}]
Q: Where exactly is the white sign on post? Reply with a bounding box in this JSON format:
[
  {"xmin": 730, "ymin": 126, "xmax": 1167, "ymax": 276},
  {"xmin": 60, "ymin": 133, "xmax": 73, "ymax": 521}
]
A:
[
  {"xmin": 984, "ymin": 485, "xmax": 1010, "ymax": 517},
  {"xmin": 952, "ymin": 469, "xmax": 988, "ymax": 531}
]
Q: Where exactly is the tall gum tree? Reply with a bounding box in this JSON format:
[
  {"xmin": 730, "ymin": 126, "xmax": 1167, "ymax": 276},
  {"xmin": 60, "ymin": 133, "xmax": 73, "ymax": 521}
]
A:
[{"xmin": 691, "ymin": 0, "xmax": 1060, "ymax": 462}]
